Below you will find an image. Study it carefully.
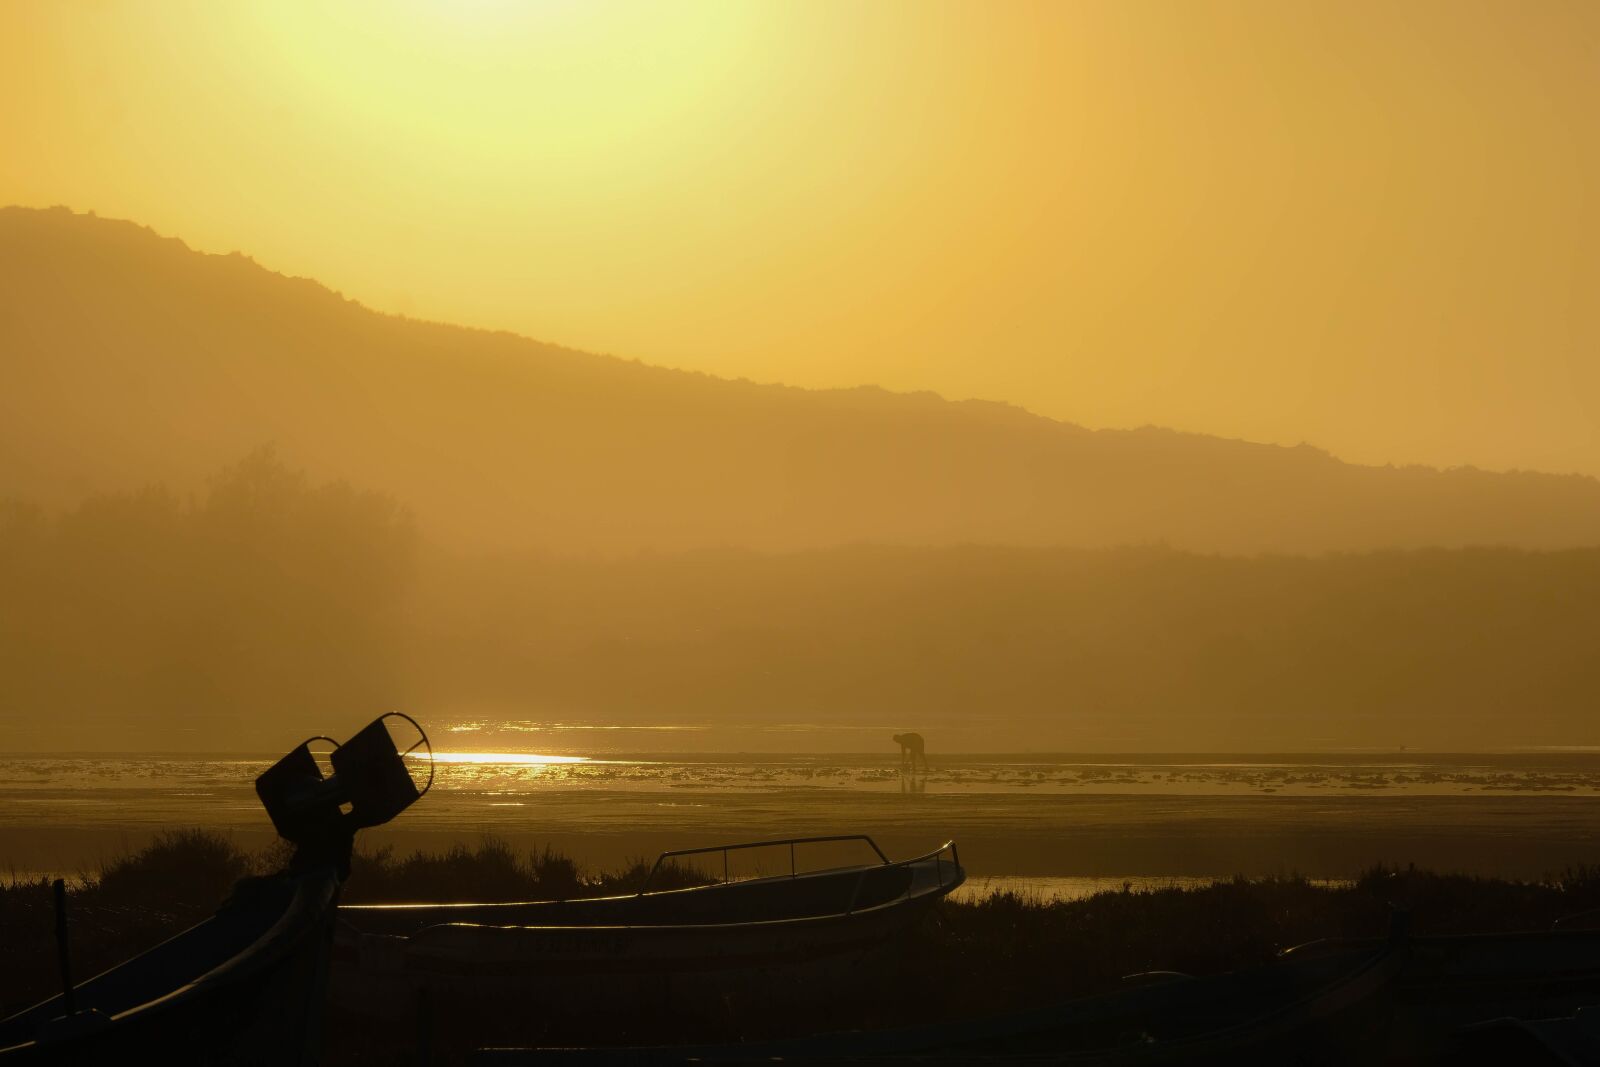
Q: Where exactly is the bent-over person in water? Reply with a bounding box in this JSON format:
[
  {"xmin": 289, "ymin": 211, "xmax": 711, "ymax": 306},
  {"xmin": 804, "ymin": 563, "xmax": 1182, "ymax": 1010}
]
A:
[{"xmin": 892, "ymin": 732, "xmax": 927, "ymax": 771}]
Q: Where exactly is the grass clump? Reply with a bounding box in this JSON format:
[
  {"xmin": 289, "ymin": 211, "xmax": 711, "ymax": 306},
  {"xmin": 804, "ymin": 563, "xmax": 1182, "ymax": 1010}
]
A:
[{"xmin": 96, "ymin": 828, "xmax": 256, "ymax": 911}]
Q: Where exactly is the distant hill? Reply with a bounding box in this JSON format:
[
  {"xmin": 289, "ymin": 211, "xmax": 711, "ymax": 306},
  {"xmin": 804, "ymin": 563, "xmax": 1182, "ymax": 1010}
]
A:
[{"xmin": 5, "ymin": 204, "xmax": 1600, "ymax": 554}]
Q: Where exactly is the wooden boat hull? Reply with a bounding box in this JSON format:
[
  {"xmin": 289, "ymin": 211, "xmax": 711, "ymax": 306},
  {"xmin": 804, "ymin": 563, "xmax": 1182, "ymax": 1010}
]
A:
[
  {"xmin": 0, "ymin": 714, "xmax": 434, "ymax": 1065},
  {"xmin": 336, "ymin": 891, "xmax": 955, "ymax": 1013},
  {"xmin": 341, "ymin": 840, "xmax": 963, "ymax": 933},
  {"xmin": 1440, "ymin": 1004, "xmax": 1600, "ymax": 1066},
  {"xmin": 1285, "ymin": 927, "xmax": 1600, "ymax": 1059},
  {"xmin": 0, "ymin": 870, "xmax": 340, "ymax": 1067},
  {"xmin": 333, "ymin": 841, "xmax": 964, "ymax": 1010}
]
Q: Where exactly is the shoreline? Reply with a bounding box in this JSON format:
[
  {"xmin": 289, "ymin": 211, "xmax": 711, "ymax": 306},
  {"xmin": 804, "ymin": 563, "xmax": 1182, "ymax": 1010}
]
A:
[{"xmin": 8, "ymin": 792, "xmax": 1600, "ymax": 883}]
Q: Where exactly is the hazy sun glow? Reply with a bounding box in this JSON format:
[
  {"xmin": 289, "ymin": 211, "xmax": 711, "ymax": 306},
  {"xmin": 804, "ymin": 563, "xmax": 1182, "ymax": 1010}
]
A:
[{"xmin": 2, "ymin": 1, "xmax": 1596, "ymax": 476}]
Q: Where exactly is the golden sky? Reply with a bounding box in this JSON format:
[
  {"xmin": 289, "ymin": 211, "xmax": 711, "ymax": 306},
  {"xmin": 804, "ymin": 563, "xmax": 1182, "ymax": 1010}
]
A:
[{"xmin": 3, "ymin": 0, "xmax": 1596, "ymax": 475}]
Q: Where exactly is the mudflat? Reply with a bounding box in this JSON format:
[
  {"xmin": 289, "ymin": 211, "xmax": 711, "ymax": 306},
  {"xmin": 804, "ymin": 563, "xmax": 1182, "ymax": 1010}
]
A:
[{"xmin": 5, "ymin": 751, "xmax": 1600, "ymax": 881}]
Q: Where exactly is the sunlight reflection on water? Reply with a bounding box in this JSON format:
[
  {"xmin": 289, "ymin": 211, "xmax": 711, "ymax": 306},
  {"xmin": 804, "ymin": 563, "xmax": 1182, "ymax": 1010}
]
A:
[
  {"xmin": 953, "ymin": 875, "xmax": 1353, "ymax": 903},
  {"xmin": 425, "ymin": 752, "xmax": 590, "ymax": 765}
]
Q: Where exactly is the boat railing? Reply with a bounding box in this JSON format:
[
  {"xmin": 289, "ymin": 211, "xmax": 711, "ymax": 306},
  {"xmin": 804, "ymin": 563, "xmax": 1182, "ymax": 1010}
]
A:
[
  {"xmin": 630, "ymin": 831, "xmax": 966, "ymax": 895},
  {"xmin": 845, "ymin": 839, "xmax": 960, "ymax": 916},
  {"xmin": 639, "ymin": 834, "xmax": 891, "ymax": 895}
]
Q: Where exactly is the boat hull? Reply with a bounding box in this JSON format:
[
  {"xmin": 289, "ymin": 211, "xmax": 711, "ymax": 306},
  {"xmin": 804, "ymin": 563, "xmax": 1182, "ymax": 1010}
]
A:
[
  {"xmin": 338, "ymin": 891, "xmax": 943, "ymax": 1017},
  {"xmin": 0, "ymin": 871, "xmax": 340, "ymax": 1067},
  {"xmin": 333, "ymin": 843, "xmax": 964, "ymax": 1012}
]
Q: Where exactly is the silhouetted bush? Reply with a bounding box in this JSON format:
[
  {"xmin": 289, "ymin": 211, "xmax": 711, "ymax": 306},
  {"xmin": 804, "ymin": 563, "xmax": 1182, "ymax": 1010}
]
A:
[{"xmin": 95, "ymin": 828, "xmax": 256, "ymax": 911}]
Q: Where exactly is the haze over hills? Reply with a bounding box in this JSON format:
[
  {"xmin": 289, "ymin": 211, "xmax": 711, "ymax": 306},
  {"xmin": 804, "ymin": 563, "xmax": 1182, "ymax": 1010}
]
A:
[
  {"xmin": 5, "ymin": 205, "xmax": 1600, "ymax": 556},
  {"xmin": 4, "ymin": 456, "xmax": 1597, "ymax": 751},
  {"xmin": 5, "ymin": 206, "xmax": 1600, "ymax": 751}
]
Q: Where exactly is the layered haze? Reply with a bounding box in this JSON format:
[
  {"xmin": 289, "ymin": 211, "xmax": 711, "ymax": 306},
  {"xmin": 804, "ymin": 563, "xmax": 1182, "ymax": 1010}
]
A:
[
  {"xmin": 7, "ymin": 207, "xmax": 1600, "ymax": 556},
  {"xmin": 3, "ymin": 207, "xmax": 1598, "ymax": 752}
]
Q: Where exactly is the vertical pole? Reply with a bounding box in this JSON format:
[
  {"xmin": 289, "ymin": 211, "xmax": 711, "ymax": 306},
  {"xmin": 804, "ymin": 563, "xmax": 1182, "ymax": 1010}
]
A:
[
  {"xmin": 723, "ymin": 849, "xmax": 729, "ymax": 884},
  {"xmin": 53, "ymin": 878, "xmax": 76, "ymax": 1015}
]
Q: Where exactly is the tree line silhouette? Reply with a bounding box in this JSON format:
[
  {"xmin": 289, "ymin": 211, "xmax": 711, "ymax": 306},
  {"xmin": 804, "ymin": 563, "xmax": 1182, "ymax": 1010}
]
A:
[
  {"xmin": 0, "ymin": 450, "xmax": 415, "ymax": 748},
  {"xmin": 5, "ymin": 453, "xmax": 1598, "ymax": 750}
]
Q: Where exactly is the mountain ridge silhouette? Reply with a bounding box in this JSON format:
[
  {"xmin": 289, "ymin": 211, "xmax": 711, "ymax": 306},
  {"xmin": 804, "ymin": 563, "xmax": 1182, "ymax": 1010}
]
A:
[{"xmin": 5, "ymin": 204, "xmax": 1598, "ymax": 554}]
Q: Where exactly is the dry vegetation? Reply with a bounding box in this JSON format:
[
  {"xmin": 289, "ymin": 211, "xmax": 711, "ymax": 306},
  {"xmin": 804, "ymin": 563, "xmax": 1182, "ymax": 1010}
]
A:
[{"xmin": 5, "ymin": 831, "xmax": 1600, "ymax": 1062}]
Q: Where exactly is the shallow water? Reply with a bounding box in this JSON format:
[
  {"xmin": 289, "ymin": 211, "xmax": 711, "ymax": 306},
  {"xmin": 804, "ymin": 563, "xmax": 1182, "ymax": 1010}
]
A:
[
  {"xmin": 9, "ymin": 748, "xmax": 1600, "ymax": 798},
  {"xmin": 4, "ymin": 749, "xmax": 1599, "ymax": 882},
  {"xmin": 949, "ymin": 874, "xmax": 1353, "ymax": 903}
]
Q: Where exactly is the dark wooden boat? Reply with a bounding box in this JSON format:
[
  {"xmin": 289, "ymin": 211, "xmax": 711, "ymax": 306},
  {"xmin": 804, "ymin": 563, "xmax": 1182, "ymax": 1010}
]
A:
[
  {"xmin": 0, "ymin": 714, "xmax": 432, "ymax": 1066},
  {"xmin": 1440, "ymin": 1004, "xmax": 1600, "ymax": 1066},
  {"xmin": 334, "ymin": 836, "xmax": 963, "ymax": 1006},
  {"xmin": 469, "ymin": 914, "xmax": 1409, "ymax": 1064},
  {"xmin": 0, "ymin": 868, "xmax": 343, "ymax": 1065},
  {"xmin": 1281, "ymin": 924, "xmax": 1600, "ymax": 1050}
]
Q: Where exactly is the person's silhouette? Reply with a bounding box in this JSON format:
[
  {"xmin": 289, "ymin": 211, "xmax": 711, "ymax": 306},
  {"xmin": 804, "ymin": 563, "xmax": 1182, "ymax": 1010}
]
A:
[{"xmin": 892, "ymin": 732, "xmax": 927, "ymax": 771}]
